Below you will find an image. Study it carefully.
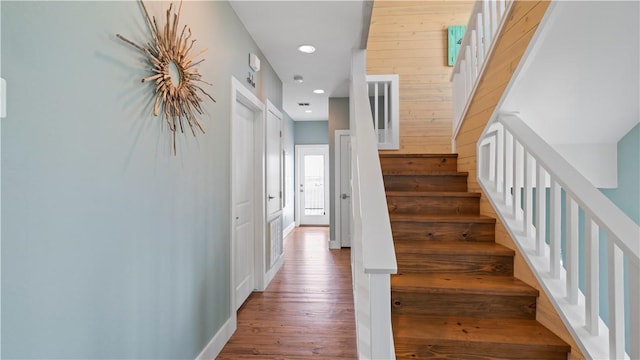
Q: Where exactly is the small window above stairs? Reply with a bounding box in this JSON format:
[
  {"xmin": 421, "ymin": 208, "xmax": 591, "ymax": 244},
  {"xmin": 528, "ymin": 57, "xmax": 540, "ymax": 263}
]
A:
[{"xmin": 380, "ymin": 153, "xmax": 571, "ymax": 359}]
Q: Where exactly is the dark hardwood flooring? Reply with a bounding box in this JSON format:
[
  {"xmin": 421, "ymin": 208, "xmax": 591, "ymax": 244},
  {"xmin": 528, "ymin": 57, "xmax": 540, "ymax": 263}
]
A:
[{"xmin": 217, "ymin": 227, "xmax": 358, "ymax": 359}]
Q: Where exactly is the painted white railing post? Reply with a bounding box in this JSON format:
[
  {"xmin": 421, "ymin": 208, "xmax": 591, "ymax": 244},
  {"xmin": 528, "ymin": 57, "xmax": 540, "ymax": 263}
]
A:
[
  {"xmin": 374, "ymin": 82, "xmax": 379, "ymax": 142},
  {"xmin": 585, "ymin": 215, "xmax": 599, "ymax": 335},
  {"xmin": 566, "ymin": 195, "xmax": 579, "ymax": 305},
  {"xmin": 550, "ymin": 179, "xmax": 561, "ymax": 279},
  {"xmin": 483, "ymin": 0, "xmax": 491, "ymax": 48},
  {"xmin": 477, "ymin": 113, "xmax": 640, "ymax": 360},
  {"xmin": 608, "ymin": 240, "xmax": 625, "ymax": 359},
  {"xmin": 503, "ymin": 130, "xmax": 511, "ymax": 206},
  {"xmin": 496, "ymin": 126, "xmax": 504, "ymax": 194},
  {"xmin": 535, "ymin": 163, "xmax": 546, "ymax": 256},
  {"xmin": 476, "ymin": 12, "xmax": 485, "ymax": 64},
  {"xmin": 512, "ymin": 140, "xmax": 521, "ymax": 220},
  {"xmin": 523, "ymin": 151, "xmax": 533, "ymax": 237},
  {"xmin": 470, "ymin": 30, "xmax": 478, "ymax": 79},
  {"xmin": 384, "ymin": 82, "xmax": 389, "ymax": 144},
  {"xmin": 490, "ymin": 0, "xmax": 499, "ymax": 37}
]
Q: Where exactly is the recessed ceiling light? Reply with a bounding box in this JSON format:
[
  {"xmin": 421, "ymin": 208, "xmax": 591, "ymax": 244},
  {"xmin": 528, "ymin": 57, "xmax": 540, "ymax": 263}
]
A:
[
  {"xmin": 297, "ymin": 44, "xmax": 316, "ymax": 54},
  {"xmin": 313, "ymin": 89, "xmax": 325, "ymax": 94},
  {"xmin": 305, "ymin": 110, "xmax": 312, "ymax": 113}
]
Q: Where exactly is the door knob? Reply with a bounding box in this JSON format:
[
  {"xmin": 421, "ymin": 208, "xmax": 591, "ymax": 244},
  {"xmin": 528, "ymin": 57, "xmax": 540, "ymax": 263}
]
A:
[
  {"xmin": 268, "ymin": 195, "xmax": 275, "ymax": 200},
  {"xmin": 341, "ymin": 194, "xmax": 350, "ymax": 199}
]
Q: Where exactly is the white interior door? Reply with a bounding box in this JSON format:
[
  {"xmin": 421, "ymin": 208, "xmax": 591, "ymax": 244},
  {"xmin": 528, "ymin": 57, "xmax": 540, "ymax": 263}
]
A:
[
  {"xmin": 296, "ymin": 145, "xmax": 329, "ymax": 225},
  {"xmin": 338, "ymin": 133, "xmax": 352, "ymax": 247},
  {"xmin": 233, "ymin": 100, "xmax": 255, "ymax": 310},
  {"xmin": 266, "ymin": 103, "xmax": 282, "ymax": 217}
]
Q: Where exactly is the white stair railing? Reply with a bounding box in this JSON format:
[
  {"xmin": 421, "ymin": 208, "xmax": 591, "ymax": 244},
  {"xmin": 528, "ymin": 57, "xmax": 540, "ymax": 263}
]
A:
[
  {"xmin": 478, "ymin": 113, "xmax": 640, "ymax": 360},
  {"xmin": 366, "ymin": 75, "xmax": 399, "ymax": 150},
  {"xmin": 350, "ymin": 50, "xmax": 398, "ymax": 359},
  {"xmin": 451, "ymin": 0, "xmax": 513, "ymax": 147}
]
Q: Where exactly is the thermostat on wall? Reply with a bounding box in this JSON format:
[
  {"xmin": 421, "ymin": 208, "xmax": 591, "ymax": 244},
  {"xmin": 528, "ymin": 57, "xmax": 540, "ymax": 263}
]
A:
[
  {"xmin": 249, "ymin": 53, "xmax": 261, "ymax": 72},
  {"xmin": 1, "ymin": 78, "xmax": 6, "ymax": 118}
]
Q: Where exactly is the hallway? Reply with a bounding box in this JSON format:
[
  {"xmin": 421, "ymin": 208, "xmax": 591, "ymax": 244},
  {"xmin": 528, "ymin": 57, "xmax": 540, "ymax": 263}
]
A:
[{"xmin": 217, "ymin": 227, "xmax": 358, "ymax": 359}]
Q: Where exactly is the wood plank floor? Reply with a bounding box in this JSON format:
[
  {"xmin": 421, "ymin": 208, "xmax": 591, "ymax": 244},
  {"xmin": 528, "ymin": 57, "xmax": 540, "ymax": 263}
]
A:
[{"xmin": 217, "ymin": 227, "xmax": 358, "ymax": 359}]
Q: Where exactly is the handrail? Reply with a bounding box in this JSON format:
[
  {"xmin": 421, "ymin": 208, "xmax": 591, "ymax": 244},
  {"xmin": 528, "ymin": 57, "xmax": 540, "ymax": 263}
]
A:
[
  {"xmin": 350, "ymin": 50, "xmax": 397, "ymax": 359},
  {"xmin": 451, "ymin": 0, "xmax": 513, "ymax": 148},
  {"xmin": 477, "ymin": 113, "xmax": 640, "ymax": 360}
]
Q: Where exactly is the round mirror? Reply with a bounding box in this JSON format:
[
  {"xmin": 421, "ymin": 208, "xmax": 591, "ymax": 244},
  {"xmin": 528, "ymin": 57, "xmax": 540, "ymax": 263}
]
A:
[{"xmin": 168, "ymin": 60, "xmax": 182, "ymax": 87}]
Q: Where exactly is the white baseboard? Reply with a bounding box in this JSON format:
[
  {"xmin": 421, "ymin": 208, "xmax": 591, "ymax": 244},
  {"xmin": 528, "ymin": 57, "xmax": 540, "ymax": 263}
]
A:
[
  {"xmin": 329, "ymin": 238, "xmax": 341, "ymax": 249},
  {"xmin": 283, "ymin": 222, "xmax": 295, "ymax": 238},
  {"xmin": 195, "ymin": 316, "xmax": 236, "ymax": 360},
  {"xmin": 264, "ymin": 253, "xmax": 284, "ymax": 288}
]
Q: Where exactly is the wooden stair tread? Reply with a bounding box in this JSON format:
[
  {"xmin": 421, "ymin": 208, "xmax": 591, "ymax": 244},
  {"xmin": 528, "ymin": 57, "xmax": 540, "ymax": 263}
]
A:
[
  {"xmin": 380, "ymin": 153, "xmax": 458, "ymax": 158},
  {"xmin": 391, "ymin": 273, "xmax": 538, "ymax": 297},
  {"xmin": 383, "ymin": 152, "xmax": 571, "ymax": 358},
  {"xmin": 383, "ymin": 170, "xmax": 467, "ymax": 176},
  {"xmin": 387, "ymin": 191, "xmax": 481, "ymax": 198},
  {"xmin": 394, "ymin": 241, "xmax": 515, "ymax": 257},
  {"xmin": 390, "ymin": 213, "xmax": 496, "ymax": 223},
  {"xmin": 393, "ymin": 314, "xmax": 570, "ymax": 351}
]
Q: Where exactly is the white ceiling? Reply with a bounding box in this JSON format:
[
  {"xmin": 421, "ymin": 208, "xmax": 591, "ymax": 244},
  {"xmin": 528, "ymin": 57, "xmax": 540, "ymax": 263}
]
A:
[
  {"xmin": 501, "ymin": 1, "xmax": 639, "ymax": 144},
  {"xmin": 230, "ymin": 1, "xmax": 369, "ymax": 121}
]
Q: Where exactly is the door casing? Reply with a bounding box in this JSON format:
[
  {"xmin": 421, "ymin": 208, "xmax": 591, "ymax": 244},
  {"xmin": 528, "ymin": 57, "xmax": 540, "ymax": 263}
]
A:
[
  {"xmin": 333, "ymin": 130, "xmax": 352, "ymax": 248},
  {"xmin": 295, "ymin": 144, "xmax": 330, "ymax": 226},
  {"xmin": 230, "ymin": 76, "xmax": 266, "ymax": 317}
]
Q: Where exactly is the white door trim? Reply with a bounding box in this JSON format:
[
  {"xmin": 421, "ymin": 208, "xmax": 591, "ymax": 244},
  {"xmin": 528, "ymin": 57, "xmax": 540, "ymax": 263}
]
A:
[
  {"xmin": 333, "ymin": 130, "xmax": 351, "ymax": 249},
  {"xmin": 295, "ymin": 144, "xmax": 330, "ymax": 226},
  {"xmin": 230, "ymin": 76, "xmax": 266, "ymax": 318}
]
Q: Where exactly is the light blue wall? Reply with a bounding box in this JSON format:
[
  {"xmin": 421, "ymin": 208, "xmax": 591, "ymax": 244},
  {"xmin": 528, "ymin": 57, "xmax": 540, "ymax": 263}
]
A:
[
  {"xmin": 282, "ymin": 112, "xmax": 295, "ymax": 230},
  {"xmin": 294, "ymin": 120, "xmax": 329, "ymax": 145},
  {"xmin": 1, "ymin": 1, "xmax": 282, "ymax": 358},
  {"xmin": 601, "ymin": 123, "xmax": 640, "ymax": 225}
]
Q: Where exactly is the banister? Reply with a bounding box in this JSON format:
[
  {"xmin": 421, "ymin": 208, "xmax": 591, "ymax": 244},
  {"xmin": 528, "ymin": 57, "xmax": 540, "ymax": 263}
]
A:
[
  {"xmin": 500, "ymin": 114, "xmax": 639, "ymax": 263},
  {"xmin": 356, "ymin": 87, "xmax": 397, "ymax": 274},
  {"xmin": 477, "ymin": 112, "xmax": 640, "ymax": 359},
  {"xmin": 350, "ymin": 49, "xmax": 397, "ymax": 359},
  {"xmin": 451, "ymin": 0, "xmax": 515, "ymax": 146}
]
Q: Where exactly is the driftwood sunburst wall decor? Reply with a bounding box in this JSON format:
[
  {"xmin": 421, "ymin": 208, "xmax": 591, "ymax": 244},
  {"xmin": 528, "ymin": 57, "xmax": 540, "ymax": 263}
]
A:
[{"xmin": 117, "ymin": 0, "xmax": 215, "ymax": 155}]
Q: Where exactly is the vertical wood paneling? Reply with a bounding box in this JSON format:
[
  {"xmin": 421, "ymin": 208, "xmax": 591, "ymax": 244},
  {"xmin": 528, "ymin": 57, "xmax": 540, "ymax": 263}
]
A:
[
  {"xmin": 452, "ymin": 1, "xmax": 585, "ymax": 359},
  {"xmin": 367, "ymin": 0, "xmax": 474, "ymax": 154}
]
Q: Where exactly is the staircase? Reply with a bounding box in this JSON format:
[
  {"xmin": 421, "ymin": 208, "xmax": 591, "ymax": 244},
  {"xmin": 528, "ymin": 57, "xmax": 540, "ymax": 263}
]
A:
[{"xmin": 380, "ymin": 153, "xmax": 571, "ymax": 360}]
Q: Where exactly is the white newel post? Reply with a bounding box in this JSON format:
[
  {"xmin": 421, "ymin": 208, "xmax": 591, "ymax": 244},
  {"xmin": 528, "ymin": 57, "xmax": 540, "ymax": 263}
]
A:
[{"xmin": 369, "ymin": 274, "xmax": 393, "ymax": 360}]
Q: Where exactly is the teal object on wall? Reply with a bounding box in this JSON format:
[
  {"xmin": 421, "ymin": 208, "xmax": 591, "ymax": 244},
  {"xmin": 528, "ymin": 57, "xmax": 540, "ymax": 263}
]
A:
[{"xmin": 448, "ymin": 25, "xmax": 467, "ymax": 66}]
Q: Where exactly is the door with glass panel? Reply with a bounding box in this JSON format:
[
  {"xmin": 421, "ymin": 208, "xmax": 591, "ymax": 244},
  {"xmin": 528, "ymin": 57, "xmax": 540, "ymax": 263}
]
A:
[{"xmin": 296, "ymin": 145, "xmax": 329, "ymax": 225}]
